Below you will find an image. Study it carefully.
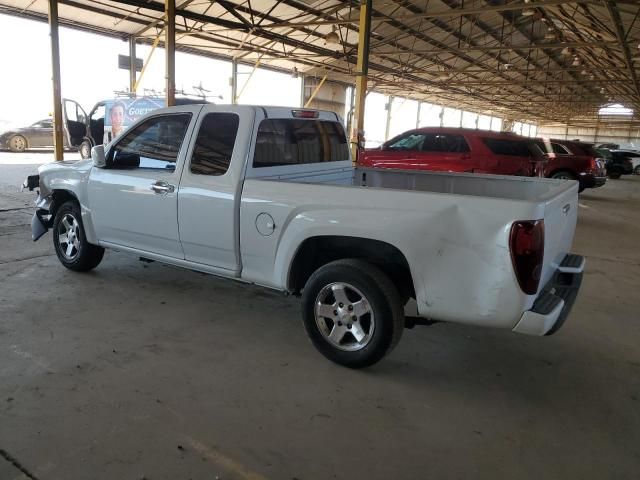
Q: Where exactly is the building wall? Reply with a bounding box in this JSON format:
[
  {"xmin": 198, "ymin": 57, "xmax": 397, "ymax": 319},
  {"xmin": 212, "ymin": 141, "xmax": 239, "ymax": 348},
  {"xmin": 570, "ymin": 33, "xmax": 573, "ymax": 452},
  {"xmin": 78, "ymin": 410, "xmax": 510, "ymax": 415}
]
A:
[
  {"xmin": 537, "ymin": 124, "xmax": 640, "ymax": 148},
  {"xmin": 302, "ymin": 77, "xmax": 346, "ymax": 118}
]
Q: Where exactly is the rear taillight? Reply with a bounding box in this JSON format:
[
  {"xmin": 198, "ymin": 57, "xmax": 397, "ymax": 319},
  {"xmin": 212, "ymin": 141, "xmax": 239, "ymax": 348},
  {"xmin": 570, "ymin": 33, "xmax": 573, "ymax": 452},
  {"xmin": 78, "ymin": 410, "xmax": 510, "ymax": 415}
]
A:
[
  {"xmin": 589, "ymin": 157, "xmax": 597, "ymax": 171},
  {"xmin": 510, "ymin": 220, "xmax": 545, "ymax": 295}
]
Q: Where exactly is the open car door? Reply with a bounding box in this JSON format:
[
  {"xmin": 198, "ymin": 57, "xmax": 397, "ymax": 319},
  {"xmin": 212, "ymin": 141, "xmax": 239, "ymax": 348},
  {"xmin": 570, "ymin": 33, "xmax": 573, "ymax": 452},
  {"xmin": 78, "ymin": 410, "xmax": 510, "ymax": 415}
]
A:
[{"xmin": 62, "ymin": 98, "xmax": 89, "ymax": 148}]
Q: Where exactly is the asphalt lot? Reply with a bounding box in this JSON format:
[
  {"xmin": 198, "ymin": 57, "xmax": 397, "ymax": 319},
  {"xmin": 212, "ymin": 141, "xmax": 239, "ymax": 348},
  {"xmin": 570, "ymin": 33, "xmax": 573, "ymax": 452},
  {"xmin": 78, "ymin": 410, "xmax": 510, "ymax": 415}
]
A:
[{"xmin": 1, "ymin": 151, "xmax": 639, "ymax": 479}]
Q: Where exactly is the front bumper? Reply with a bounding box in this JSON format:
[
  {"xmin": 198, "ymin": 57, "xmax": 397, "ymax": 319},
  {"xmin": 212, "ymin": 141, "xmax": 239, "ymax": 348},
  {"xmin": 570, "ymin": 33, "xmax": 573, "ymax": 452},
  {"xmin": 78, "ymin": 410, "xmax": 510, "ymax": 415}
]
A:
[{"xmin": 512, "ymin": 253, "xmax": 585, "ymax": 336}]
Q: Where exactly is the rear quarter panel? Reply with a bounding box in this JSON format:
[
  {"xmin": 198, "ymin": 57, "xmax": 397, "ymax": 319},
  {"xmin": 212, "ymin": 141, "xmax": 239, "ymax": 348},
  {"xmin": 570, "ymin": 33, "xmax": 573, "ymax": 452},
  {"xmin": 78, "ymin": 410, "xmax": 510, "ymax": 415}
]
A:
[{"xmin": 240, "ymin": 179, "xmax": 549, "ymax": 328}]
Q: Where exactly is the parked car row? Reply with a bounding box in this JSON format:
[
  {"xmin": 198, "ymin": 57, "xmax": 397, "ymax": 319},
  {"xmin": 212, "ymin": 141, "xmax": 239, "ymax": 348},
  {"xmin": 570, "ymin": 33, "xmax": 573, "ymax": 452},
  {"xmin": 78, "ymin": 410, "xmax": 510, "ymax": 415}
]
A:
[{"xmin": 358, "ymin": 128, "xmax": 608, "ymax": 192}]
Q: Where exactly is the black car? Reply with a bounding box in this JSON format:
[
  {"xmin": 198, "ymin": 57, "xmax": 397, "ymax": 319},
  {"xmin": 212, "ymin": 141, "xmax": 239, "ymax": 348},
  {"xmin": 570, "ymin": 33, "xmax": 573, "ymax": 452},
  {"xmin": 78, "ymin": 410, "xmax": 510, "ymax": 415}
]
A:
[
  {"xmin": 0, "ymin": 118, "xmax": 68, "ymax": 152},
  {"xmin": 610, "ymin": 149, "xmax": 640, "ymax": 175},
  {"xmin": 606, "ymin": 151, "xmax": 634, "ymax": 179}
]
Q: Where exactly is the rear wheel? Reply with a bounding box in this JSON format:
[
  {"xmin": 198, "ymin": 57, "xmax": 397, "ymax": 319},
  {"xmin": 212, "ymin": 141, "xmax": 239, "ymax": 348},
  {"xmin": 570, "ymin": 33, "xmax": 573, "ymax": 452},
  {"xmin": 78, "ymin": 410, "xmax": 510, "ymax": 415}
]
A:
[
  {"xmin": 301, "ymin": 259, "xmax": 404, "ymax": 368},
  {"xmin": 608, "ymin": 169, "xmax": 622, "ymax": 179},
  {"xmin": 8, "ymin": 135, "xmax": 27, "ymax": 152},
  {"xmin": 551, "ymin": 170, "xmax": 576, "ymax": 180},
  {"xmin": 634, "ymin": 165, "xmax": 640, "ymax": 176},
  {"xmin": 52, "ymin": 200, "xmax": 104, "ymax": 271}
]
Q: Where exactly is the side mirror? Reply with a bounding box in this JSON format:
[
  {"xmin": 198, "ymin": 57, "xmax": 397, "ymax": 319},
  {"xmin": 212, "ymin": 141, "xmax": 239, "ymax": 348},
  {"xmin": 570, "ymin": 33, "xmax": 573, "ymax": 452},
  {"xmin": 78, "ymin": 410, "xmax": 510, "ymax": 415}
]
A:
[{"xmin": 91, "ymin": 145, "xmax": 106, "ymax": 168}]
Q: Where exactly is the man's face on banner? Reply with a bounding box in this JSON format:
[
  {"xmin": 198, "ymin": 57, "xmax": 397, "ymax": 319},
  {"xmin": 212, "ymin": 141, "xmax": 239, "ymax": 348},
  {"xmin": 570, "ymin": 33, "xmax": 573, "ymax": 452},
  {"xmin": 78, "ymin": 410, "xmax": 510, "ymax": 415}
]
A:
[{"xmin": 111, "ymin": 105, "xmax": 125, "ymax": 131}]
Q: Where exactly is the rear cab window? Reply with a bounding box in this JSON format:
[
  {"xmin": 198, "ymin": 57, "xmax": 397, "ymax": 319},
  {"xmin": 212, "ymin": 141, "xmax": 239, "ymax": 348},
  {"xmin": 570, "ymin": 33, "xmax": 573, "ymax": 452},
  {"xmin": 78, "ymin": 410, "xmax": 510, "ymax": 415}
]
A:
[{"xmin": 252, "ymin": 118, "xmax": 349, "ymax": 168}]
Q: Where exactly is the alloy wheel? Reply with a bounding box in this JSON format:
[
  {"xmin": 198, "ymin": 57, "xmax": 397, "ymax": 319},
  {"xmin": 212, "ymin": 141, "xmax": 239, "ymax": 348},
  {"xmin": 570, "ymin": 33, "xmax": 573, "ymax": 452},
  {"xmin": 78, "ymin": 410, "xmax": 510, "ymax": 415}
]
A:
[
  {"xmin": 57, "ymin": 213, "xmax": 81, "ymax": 260},
  {"xmin": 314, "ymin": 282, "xmax": 375, "ymax": 351}
]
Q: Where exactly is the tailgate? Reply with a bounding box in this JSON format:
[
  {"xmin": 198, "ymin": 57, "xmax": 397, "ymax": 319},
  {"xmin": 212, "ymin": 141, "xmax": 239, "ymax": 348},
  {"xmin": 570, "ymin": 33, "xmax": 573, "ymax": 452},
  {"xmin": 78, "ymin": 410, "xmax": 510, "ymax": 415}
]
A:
[{"xmin": 540, "ymin": 183, "xmax": 579, "ymax": 288}]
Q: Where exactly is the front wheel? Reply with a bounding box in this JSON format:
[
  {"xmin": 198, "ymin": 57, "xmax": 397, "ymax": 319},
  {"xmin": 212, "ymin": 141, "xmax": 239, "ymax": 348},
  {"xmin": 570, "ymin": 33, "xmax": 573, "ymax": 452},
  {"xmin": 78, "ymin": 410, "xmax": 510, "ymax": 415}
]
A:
[
  {"xmin": 634, "ymin": 165, "xmax": 640, "ymax": 176},
  {"xmin": 52, "ymin": 200, "xmax": 104, "ymax": 271},
  {"xmin": 301, "ymin": 259, "xmax": 404, "ymax": 368},
  {"xmin": 608, "ymin": 169, "xmax": 622, "ymax": 179},
  {"xmin": 8, "ymin": 135, "xmax": 27, "ymax": 152}
]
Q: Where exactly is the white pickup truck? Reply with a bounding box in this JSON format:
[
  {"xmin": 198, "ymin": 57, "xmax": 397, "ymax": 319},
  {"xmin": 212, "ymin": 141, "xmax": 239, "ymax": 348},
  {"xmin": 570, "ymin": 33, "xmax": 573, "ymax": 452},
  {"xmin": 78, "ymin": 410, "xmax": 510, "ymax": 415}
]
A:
[{"xmin": 25, "ymin": 105, "xmax": 585, "ymax": 368}]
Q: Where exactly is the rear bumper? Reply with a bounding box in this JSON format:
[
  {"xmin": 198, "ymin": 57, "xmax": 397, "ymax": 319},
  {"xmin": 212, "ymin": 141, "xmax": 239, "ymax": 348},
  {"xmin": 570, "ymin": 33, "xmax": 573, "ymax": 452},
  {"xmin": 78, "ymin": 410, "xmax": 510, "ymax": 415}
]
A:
[
  {"xmin": 512, "ymin": 254, "xmax": 585, "ymax": 336},
  {"xmin": 579, "ymin": 173, "xmax": 607, "ymax": 189}
]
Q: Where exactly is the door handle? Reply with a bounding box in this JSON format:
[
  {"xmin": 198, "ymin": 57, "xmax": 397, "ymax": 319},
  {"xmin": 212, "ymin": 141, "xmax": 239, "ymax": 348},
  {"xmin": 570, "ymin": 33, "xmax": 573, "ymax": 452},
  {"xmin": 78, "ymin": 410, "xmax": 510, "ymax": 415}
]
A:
[{"xmin": 151, "ymin": 180, "xmax": 175, "ymax": 194}]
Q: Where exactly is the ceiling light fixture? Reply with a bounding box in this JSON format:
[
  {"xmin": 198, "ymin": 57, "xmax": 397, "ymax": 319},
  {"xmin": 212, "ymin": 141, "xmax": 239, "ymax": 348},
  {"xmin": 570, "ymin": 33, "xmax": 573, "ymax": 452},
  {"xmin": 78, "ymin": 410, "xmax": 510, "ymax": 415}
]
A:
[
  {"xmin": 325, "ymin": 26, "xmax": 340, "ymax": 45},
  {"xmin": 522, "ymin": 8, "xmax": 536, "ymax": 16}
]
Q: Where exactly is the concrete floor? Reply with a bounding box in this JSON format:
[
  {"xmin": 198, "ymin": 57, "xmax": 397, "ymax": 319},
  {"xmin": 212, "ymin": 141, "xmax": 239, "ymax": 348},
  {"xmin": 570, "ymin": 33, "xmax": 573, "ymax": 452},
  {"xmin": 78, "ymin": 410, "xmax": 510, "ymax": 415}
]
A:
[{"xmin": 1, "ymin": 151, "xmax": 639, "ymax": 479}]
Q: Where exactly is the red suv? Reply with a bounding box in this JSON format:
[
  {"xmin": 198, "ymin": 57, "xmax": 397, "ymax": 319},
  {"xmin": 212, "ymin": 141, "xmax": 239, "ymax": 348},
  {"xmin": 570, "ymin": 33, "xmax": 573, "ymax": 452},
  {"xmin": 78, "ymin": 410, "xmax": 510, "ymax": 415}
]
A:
[
  {"xmin": 358, "ymin": 128, "xmax": 606, "ymax": 191},
  {"xmin": 534, "ymin": 139, "xmax": 607, "ymax": 190}
]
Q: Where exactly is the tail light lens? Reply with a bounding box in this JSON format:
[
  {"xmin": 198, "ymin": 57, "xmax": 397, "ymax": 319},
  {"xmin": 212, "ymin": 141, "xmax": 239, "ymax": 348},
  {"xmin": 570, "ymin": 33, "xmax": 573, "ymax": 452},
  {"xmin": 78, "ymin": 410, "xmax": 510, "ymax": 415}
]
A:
[
  {"xmin": 510, "ymin": 220, "xmax": 545, "ymax": 295},
  {"xmin": 589, "ymin": 157, "xmax": 598, "ymax": 172}
]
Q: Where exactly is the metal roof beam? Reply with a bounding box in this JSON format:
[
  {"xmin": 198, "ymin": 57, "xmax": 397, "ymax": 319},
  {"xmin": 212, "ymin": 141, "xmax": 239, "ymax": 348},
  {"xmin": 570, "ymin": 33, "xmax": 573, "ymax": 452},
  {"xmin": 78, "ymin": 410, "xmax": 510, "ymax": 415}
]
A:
[
  {"xmin": 252, "ymin": 0, "xmax": 597, "ymax": 28},
  {"xmin": 606, "ymin": 1, "xmax": 640, "ymax": 102},
  {"xmin": 373, "ymin": 41, "xmax": 618, "ymax": 56}
]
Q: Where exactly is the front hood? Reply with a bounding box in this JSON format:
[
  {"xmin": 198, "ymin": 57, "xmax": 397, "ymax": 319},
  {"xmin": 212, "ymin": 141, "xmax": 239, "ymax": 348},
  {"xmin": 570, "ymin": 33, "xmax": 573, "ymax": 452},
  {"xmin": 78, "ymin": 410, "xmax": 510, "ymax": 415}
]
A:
[{"xmin": 38, "ymin": 158, "xmax": 92, "ymax": 174}]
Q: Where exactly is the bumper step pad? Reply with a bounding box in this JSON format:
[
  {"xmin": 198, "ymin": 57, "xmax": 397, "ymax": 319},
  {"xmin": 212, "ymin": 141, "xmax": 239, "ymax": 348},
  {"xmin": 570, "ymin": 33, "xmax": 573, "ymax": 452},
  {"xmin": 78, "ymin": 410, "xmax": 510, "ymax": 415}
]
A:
[
  {"xmin": 558, "ymin": 253, "xmax": 586, "ymax": 273},
  {"xmin": 540, "ymin": 268, "xmax": 583, "ymax": 335}
]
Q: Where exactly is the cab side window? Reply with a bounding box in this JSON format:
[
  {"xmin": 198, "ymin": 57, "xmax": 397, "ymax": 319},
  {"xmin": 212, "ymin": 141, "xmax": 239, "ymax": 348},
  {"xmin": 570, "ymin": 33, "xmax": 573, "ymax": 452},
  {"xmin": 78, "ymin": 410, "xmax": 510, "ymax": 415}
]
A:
[
  {"xmin": 109, "ymin": 114, "xmax": 191, "ymax": 170},
  {"xmin": 190, "ymin": 113, "xmax": 239, "ymax": 175}
]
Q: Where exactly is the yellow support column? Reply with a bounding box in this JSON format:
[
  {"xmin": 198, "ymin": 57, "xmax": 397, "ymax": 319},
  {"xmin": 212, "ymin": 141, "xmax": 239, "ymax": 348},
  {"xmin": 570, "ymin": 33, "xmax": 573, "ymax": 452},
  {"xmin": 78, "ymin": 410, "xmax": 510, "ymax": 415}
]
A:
[
  {"xmin": 48, "ymin": 0, "xmax": 64, "ymax": 161},
  {"xmin": 351, "ymin": 0, "xmax": 372, "ymax": 161},
  {"xmin": 129, "ymin": 36, "xmax": 137, "ymax": 94},
  {"xmin": 165, "ymin": 0, "xmax": 176, "ymax": 107}
]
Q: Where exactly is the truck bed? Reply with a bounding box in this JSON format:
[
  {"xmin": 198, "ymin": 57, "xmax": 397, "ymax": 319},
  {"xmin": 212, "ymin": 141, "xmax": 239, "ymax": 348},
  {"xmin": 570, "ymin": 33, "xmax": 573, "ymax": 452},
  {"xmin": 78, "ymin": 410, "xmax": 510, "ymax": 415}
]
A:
[
  {"xmin": 242, "ymin": 162, "xmax": 578, "ymax": 327},
  {"xmin": 249, "ymin": 162, "xmax": 576, "ymax": 203}
]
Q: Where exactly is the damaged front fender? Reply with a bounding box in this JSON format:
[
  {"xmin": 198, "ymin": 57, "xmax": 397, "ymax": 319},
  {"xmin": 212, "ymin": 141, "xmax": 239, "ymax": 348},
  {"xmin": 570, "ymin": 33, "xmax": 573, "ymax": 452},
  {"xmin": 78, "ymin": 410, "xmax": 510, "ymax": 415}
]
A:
[{"xmin": 31, "ymin": 195, "xmax": 54, "ymax": 242}]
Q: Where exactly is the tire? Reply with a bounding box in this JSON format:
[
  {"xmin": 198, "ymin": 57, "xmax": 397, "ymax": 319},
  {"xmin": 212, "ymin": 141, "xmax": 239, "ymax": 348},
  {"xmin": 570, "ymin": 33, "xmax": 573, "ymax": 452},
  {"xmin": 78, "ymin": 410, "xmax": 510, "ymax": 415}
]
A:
[
  {"xmin": 301, "ymin": 259, "xmax": 404, "ymax": 368},
  {"xmin": 79, "ymin": 140, "xmax": 92, "ymax": 159},
  {"xmin": 634, "ymin": 165, "xmax": 640, "ymax": 176},
  {"xmin": 608, "ymin": 169, "xmax": 622, "ymax": 179},
  {"xmin": 551, "ymin": 170, "xmax": 576, "ymax": 180},
  {"xmin": 52, "ymin": 200, "xmax": 104, "ymax": 271},
  {"xmin": 8, "ymin": 135, "xmax": 27, "ymax": 152}
]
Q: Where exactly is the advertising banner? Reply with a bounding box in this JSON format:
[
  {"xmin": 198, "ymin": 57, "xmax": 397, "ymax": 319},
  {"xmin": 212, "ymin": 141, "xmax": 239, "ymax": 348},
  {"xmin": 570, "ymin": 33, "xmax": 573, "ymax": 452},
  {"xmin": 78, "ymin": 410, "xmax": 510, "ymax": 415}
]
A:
[{"xmin": 105, "ymin": 97, "xmax": 164, "ymax": 142}]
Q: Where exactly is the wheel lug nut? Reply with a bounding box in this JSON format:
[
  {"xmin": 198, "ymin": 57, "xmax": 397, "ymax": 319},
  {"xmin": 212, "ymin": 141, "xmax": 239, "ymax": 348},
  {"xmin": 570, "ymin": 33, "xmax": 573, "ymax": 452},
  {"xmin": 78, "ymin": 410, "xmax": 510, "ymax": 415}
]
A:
[
  {"xmin": 337, "ymin": 321, "xmax": 342, "ymax": 326},
  {"xmin": 348, "ymin": 305, "xmax": 353, "ymax": 311},
  {"xmin": 347, "ymin": 323, "xmax": 352, "ymax": 329},
  {"xmin": 352, "ymin": 316, "xmax": 357, "ymax": 321},
  {"xmin": 333, "ymin": 310, "xmax": 338, "ymax": 315},
  {"xmin": 339, "ymin": 303, "xmax": 344, "ymax": 308}
]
